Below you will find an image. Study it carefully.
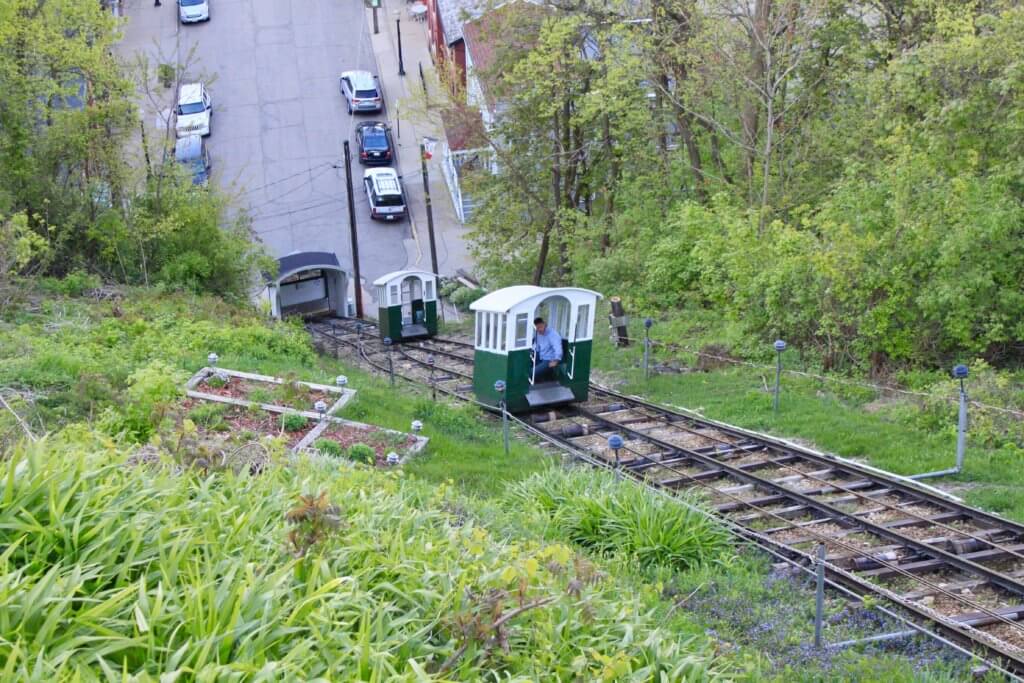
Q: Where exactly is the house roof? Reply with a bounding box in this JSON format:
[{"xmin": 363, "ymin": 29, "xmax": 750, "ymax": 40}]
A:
[
  {"xmin": 462, "ymin": 1, "xmax": 549, "ymax": 85},
  {"xmin": 441, "ymin": 106, "xmax": 488, "ymax": 152},
  {"xmin": 436, "ymin": 0, "xmax": 480, "ymax": 45}
]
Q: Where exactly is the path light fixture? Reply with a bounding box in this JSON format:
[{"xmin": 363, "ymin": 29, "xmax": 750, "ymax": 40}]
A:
[
  {"xmin": 208, "ymin": 352, "xmax": 219, "ymax": 368},
  {"xmin": 411, "ymin": 420, "xmax": 423, "ymax": 433},
  {"xmin": 773, "ymin": 339, "xmax": 787, "ymax": 412},
  {"xmin": 336, "ymin": 375, "xmax": 348, "ymax": 388},
  {"xmin": 608, "ymin": 434, "xmax": 624, "ymax": 473},
  {"xmin": 643, "ymin": 318, "xmax": 653, "ymax": 379},
  {"xmin": 494, "ymin": 380, "xmax": 509, "ymax": 455},
  {"xmin": 911, "ymin": 364, "xmax": 970, "ymax": 480},
  {"xmin": 383, "ymin": 337, "xmax": 395, "ymax": 386},
  {"xmin": 315, "ymin": 400, "xmax": 327, "ymax": 421},
  {"xmin": 386, "ymin": 452, "xmax": 401, "ymax": 466}
]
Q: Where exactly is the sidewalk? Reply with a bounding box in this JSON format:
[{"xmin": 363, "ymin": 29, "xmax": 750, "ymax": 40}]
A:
[{"xmin": 366, "ymin": 0, "xmax": 473, "ymax": 280}]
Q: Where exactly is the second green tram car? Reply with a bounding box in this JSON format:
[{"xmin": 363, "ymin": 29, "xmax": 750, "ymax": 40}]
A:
[
  {"xmin": 373, "ymin": 270, "xmax": 439, "ymax": 342},
  {"xmin": 470, "ymin": 286, "xmax": 603, "ymax": 412}
]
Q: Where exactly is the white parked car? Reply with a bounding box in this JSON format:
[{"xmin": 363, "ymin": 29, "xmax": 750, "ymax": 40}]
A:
[
  {"xmin": 363, "ymin": 168, "xmax": 406, "ymax": 221},
  {"xmin": 178, "ymin": 0, "xmax": 210, "ymax": 23},
  {"xmin": 174, "ymin": 82, "xmax": 212, "ymax": 138}
]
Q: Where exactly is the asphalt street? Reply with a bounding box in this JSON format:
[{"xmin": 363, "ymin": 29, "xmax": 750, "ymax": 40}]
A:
[{"xmin": 118, "ymin": 0, "xmax": 411, "ymax": 291}]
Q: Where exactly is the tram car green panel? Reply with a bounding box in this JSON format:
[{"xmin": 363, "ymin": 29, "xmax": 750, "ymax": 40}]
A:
[
  {"xmin": 470, "ymin": 286, "xmax": 602, "ymax": 413},
  {"xmin": 372, "ymin": 270, "xmax": 438, "ymax": 342}
]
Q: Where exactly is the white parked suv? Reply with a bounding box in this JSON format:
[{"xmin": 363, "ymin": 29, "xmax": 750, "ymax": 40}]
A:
[
  {"xmin": 174, "ymin": 82, "xmax": 212, "ymax": 138},
  {"xmin": 363, "ymin": 168, "xmax": 406, "ymax": 221},
  {"xmin": 178, "ymin": 0, "xmax": 210, "ymax": 23}
]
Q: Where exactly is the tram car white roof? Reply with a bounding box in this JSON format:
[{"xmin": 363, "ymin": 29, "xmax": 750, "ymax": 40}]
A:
[
  {"xmin": 470, "ymin": 286, "xmax": 603, "ymax": 356},
  {"xmin": 470, "ymin": 286, "xmax": 601, "ymax": 315},
  {"xmin": 372, "ymin": 269, "xmax": 437, "ymax": 288}
]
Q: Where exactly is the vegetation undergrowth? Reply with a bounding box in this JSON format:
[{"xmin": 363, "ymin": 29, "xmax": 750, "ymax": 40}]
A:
[{"xmin": 0, "ymin": 284, "xmax": 991, "ymax": 680}]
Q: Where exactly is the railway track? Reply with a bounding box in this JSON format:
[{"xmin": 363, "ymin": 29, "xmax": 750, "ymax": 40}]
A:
[{"xmin": 307, "ymin": 316, "xmax": 1024, "ymax": 676}]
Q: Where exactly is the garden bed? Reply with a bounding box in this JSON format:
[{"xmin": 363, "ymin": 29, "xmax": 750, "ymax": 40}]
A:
[
  {"xmin": 296, "ymin": 417, "xmax": 428, "ymax": 467},
  {"xmin": 183, "ymin": 399, "xmax": 318, "ymax": 449},
  {"xmin": 185, "ymin": 366, "xmax": 354, "ymax": 418}
]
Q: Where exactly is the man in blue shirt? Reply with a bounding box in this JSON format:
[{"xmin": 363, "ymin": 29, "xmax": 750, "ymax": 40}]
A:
[{"xmin": 532, "ymin": 317, "xmax": 563, "ymax": 383}]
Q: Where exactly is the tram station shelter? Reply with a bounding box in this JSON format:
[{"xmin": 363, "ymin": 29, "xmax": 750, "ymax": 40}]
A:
[
  {"xmin": 257, "ymin": 251, "xmax": 350, "ymax": 319},
  {"xmin": 470, "ymin": 286, "xmax": 601, "ymax": 412},
  {"xmin": 372, "ymin": 270, "xmax": 439, "ymax": 341}
]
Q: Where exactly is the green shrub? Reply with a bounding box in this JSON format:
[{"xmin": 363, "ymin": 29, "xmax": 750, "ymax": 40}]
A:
[
  {"xmin": 314, "ymin": 438, "xmax": 344, "ymax": 458},
  {"xmin": 39, "ymin": 271, "xmax": 101, "ymax": 297},
  {"xmin": 346, "ymin": 443, "xmax": 376, "ymax": 465},
  {"xmin": 110, "ymin": 360, "xmax": 184, "ymax": 442},
  {"xmin": 511, "ymin": 467, "xmax": 732, "ymax": 571},
  {"xmin": 188, "ymin": 402, "xmax": 229, "ymax": 429},
  {"xmin": 249, "ymin": 387, "xmax": 274, "ymax": 405},
  {"xmin": 281, "ymin": 413, "xmax": 308, "ymax": 432},
  {"xmin": 157, "ymin": 62, "xmax": 174, "ymax": 87},
  {"xmin": 449, "ymin": 286, "xmax": 485, "ymax": 310},
  {"xmin": 204, "ymin": 374, "xmax": 227, "ymax": 389}
]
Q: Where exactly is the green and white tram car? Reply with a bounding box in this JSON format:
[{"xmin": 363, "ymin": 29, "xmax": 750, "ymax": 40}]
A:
[
  {"xmin": 470, "ymin": 286, "xmax": 602, "ymax": 412},
  {"xmin": 373, "ymin": 270, "xmax": 438, "ymax": 342}
]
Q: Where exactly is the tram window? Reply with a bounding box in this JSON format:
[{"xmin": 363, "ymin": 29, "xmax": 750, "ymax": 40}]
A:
[
  {"xmin": 476, "ymin": 313, "xmax": 482, "ymax": 346},
  {"xmin": 575, "ymin": 304, "xmax": 590, "ymax": 340},
  {"xmin": 500, "ymin": 314, "xmax": 507, "ymax": 351},
  {"xmin": 490, "ymin": 313, "xmax": 498, "ymax": 350},
  {"xmin": 376, "ymin": 285, "xmax": 386, "ymax": 303},
  {"xmin": 514, "ymin": 313, "xmax": 528, "ymax": 347},
  {"xmin": 390, "ymin": 285, "xmax": 398, "ymax": 305},
  {"xmin": 425, "ymin": 280, "xmax": 433, "ymax": 300}
]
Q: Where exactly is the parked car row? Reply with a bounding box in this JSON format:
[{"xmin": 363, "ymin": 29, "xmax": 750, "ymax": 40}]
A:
[
  {"xmin": 339, "ymin": 70, "xmax": 406, "ymax": 222},
  {"xmin": 173, "ymin": 81, "xmax": 213, "ymax": 185}
]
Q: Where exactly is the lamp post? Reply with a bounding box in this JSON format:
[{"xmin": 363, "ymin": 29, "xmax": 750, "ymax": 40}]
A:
[
  {"xmin": 643, "ymin": 318, "xmax": 653, "ymax": 379},
  {"xmin": 494, "ymin": 380, "xmax": 509, "ymax": 455},
  {"xmin": 383, "ymin": 337, "xmax": 394, "ymax": 386},
  {"xmin": 395, "ymin": 14, "xmax": 406, "ymax": 76},
  {"xmin": 411, "ymin": 420, "xmax": 423, "ymax": 434},
  {"xmin": 335, "ymin": 375, "xmax": 348, "ymax": 389},
  {"xmin": 608, "ymin": 434, "xmax": 624, "ymax": 475},
  {"xmin": 773, "ymin": 339, "xmax": 787, "ymax": 412},
  {"xmin": 208, "ymin": 352, "xmax": 219, "ymax": 368},
  {"xmin": 315, "ymin": 400, "xmax": 327, "ymax": 422}
]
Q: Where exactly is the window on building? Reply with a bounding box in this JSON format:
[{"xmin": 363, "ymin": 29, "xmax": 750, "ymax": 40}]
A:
[
  {"xmin": 424, "ymin": 280, "xmax": 433, "ymax": 300},
  {"xmin": 390, "ymin": 285, "xmax": 398, "ymax": 305}
]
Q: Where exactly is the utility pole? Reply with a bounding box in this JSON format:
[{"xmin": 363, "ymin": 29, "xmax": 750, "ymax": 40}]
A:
[
  {"xmin": 420, "ymin": 142, "xmax": 439, "ymax": 276},
  {"xmin": 342, "ymin": 141, "xmax": 364, "ymax": 317},
  {"xmin": 371, "ymin": 0, "xmax": 379, "ymax": 34}
]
